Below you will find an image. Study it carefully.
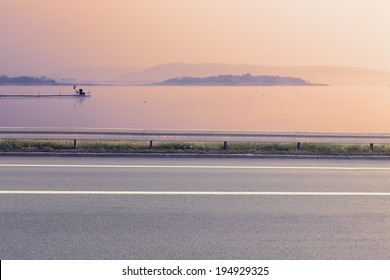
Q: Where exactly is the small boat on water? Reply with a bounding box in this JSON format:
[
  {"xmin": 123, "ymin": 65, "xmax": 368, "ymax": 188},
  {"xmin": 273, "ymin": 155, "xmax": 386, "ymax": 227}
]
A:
[{"xmin": 73, "ymin": 85, "xmax": 90, "ymax": 96}]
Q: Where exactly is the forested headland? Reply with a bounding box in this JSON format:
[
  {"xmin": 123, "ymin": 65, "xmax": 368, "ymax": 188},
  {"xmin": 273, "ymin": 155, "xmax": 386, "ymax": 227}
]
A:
[{"xmin": 0, "ymin": 75, "xmax": 56, "ymax": 85}]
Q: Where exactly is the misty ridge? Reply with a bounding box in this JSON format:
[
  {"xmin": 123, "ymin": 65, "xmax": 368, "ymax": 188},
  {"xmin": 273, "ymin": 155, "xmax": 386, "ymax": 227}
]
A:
[
  {"xmin": 49, "ymin": 63, "xmax": 390, "ymax": 86},
  {"xmin": 155, "ymin": 73, "xmax": 326, "ymax": 86}
]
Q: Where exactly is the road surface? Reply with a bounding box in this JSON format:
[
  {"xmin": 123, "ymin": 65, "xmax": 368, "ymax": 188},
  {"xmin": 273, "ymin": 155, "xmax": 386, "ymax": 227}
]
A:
[{"xmin": 1, "ymin": 155, "xmax": 390, "ymax": 259}]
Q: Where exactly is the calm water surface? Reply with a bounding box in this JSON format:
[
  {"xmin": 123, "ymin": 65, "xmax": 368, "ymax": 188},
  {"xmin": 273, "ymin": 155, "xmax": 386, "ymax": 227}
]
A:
[{"xmin": 1, "ymin": 85, "xmax": 390, "ymax": 132}]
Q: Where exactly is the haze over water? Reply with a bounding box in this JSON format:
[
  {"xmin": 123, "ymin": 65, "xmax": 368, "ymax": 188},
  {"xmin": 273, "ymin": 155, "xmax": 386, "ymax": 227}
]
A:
[
  {"xmin": 2, "ymin": 1, "xmax": 390, "ymax": 134},
  {"xmin": 1, "ymin": 85, "xmax": 390, "ymax": 133}
]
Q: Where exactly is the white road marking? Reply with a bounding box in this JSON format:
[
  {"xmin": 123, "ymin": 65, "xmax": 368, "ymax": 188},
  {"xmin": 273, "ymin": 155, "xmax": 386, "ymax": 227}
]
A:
[
  {"xmin": 1, "ymin": 164, "xmax": 390, "ymax": 170},
  {"xmin": 0, "ymin": 190, "xmax": 390, "ymax": 196}
]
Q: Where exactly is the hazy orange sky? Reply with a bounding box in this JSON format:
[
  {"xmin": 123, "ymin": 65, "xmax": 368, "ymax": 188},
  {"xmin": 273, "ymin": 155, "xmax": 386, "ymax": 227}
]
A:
[{"xmin": 1, "ymin": 0, "xmax": 390, "ymax": 75}]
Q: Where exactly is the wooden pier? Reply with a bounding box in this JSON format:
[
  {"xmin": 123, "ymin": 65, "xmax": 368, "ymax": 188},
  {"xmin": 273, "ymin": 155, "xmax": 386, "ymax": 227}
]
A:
[{"xmin": 0, "ymin": 93, "xmax": 90, "ymax": 98}]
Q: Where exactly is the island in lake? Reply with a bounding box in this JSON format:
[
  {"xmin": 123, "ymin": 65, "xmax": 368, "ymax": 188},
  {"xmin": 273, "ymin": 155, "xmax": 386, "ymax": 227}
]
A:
[
  {"xmin": 154, "ymin": 73, "xmax": 327, "ymax": 86},
  {"xmin": 0, "ymin": 75, "xmax": 57, "ymax": 85}
]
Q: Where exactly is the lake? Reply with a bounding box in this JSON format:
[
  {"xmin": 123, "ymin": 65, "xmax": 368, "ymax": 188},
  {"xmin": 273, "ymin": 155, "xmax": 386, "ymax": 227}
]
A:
[{"xmin": 1, "ymin": 85, "xmax": 390, "ymax": 133}]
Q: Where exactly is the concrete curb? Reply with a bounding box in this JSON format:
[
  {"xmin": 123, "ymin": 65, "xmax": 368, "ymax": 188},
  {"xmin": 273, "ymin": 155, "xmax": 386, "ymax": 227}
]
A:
[{"xmin": 2, "ymin": 151, "xmax": 390, "ymax": 160}]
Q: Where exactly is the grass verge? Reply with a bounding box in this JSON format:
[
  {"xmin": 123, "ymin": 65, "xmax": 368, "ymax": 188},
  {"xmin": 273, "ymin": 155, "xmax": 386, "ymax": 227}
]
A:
[{"xmin": 1, "ymin": 139, "xmax": 390, "ymax": 156}]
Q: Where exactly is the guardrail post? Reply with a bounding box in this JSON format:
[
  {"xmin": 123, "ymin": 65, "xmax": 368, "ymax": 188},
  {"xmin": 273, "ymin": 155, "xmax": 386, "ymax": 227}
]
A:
[
  {"xmin": 223, "ymin": 141, "xmax": 228, "ymax": 150},
  {"xmin": 73, "ymin": 139, "xmax": 77, "ymax": 149},
  {"xmin": 297, "ymin": 142, "xmax": 301, "ymax": 150},
  {"xmin": 370, "ymin": 143, "xmax": 374, "ymax": 152}
]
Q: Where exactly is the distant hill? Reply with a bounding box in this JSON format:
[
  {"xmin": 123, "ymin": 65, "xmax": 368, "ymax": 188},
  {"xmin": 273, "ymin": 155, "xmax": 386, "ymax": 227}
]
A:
[
  {"xmin": 115, "ymin": 63, "xmax": 390, "ymax": 86},
  {"xmin": 155, "ymin": 73, "xmax": 325, "ymax": 86},
  {"xmin": 0, "ymin": 75, "xmax": 56, "ymax": 85}
]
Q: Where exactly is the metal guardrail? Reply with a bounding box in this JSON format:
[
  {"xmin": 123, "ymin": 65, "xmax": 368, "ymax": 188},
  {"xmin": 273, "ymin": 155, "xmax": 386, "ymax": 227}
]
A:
[{"xmin": 2, "ymin": 127, "xmax": 390, "ymax": 150}]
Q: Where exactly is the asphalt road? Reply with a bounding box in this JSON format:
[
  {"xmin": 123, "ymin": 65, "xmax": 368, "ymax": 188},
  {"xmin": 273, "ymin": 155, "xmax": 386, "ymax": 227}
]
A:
[{"xmin": 1, "ymin": 155, "xmax": 390, "ymax": 259}]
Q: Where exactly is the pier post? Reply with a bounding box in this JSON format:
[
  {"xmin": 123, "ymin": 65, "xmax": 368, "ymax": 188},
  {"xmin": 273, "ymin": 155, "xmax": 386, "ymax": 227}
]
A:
[
  {"xmin": 223, "ymin": 141, "xmax": 228, "ymax": 150},
  {"xmin": 73, "ymin": 139, "xmax": 77, "ymax": 149},
  {"xmin": 370, "ymin": 143, "xmax": 374, "ymax": 152},
  {"xmin": 149, "ymin": 141, "xmax": 153, "ymax": 149},
  {"xmin": 297, "ymin": 142, "xmax": 301, "ymax": 150}
]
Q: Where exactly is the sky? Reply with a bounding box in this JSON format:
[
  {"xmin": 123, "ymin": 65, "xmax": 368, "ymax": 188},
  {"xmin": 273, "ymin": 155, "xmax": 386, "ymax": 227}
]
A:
[{"xmin": 1, "ymin": 0, "xmax": 390, "ymax": 75}]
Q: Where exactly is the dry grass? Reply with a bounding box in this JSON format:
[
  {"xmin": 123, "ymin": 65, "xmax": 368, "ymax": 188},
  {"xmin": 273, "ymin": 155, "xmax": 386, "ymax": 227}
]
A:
[{"xmin": 1, "ymin": 139, "xmax": 389, "ymax": 156}]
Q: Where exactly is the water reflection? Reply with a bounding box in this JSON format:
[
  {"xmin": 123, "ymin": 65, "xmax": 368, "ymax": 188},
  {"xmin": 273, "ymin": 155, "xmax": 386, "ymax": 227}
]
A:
[{"xmin": 73, "ymin": 96, "xmax": 88, "ymax": 109}]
